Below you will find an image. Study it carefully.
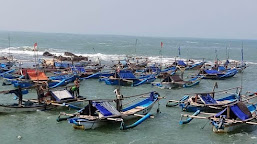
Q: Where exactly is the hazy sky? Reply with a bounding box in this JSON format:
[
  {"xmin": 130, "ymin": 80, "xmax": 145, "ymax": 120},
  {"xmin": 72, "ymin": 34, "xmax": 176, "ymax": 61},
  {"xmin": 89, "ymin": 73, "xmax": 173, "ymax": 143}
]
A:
[{"xmin": 0, "ymin": 0, "xmax": 256, "ymax": 39}]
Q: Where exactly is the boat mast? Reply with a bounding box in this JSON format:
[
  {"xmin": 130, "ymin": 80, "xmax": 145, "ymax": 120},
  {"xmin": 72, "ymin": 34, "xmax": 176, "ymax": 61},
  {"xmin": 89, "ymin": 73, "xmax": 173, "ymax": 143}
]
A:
[
  {"xmin": 93, "ymin": 47, "xmax": 101, "ymax": 66},
  {"xmin": 241, "ymin": 41, "xmax": 244, "ymax": 67},
  {"xmin": 160, "ymin": 42, "xmax": 163, "ymax": 71},
  {"xmin": 240, "ymin": 41, "xmax": 244, "ymax": 98},
  {"xmin": 214, "ymin": 49, "xmax": 218, "ymax": 69},
  {"xmin": 134, "ymin": 39, "xmax": 138, "ymax": 55},
  {"xmin": 8, "ymin": 34, "xmax": 13, "ymax": 63}
]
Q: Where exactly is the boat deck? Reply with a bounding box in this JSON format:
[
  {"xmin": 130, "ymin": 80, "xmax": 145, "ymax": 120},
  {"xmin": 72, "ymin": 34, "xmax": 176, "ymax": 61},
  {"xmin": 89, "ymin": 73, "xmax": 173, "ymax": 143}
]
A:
[{"xmin": 121, "ymin": 106, "xmax": 144, "ymax": 115}]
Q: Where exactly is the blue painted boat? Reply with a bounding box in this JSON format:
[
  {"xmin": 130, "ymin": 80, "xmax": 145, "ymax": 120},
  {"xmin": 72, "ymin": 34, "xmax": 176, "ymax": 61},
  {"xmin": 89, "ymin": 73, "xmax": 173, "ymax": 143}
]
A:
[
  {"xmin": 80, "ymin": 71, "xmax": 114, "ymax": 79},
  {"xmin": 101, "ymin": 70, "xmax": 156, "ymax": 87},
  {"xmin": 58, "ymin": 91, "xmax": 162, "ymax": 130},
  {"xmin": 199, "ymin": 68, "xmax": 238, "ymax": 79},
  {"xmin": 0, "ymin": 69, "xmax": 16, "ymax": 77},
  {"xmin": 11, "ymin": 74, "xmax": 78, "ymax": 88},
  {"xmin": 210, "ymin": 102, "xmax": 257, "ymax": 133},
  {"xmin": 180, "ymin": 101, "xmax": 257, "ymax": 133},
  {"xmin": 178, "ymin": 89, "xmax": 240, "ymax": 112},
  {"xmin": 186, "ymin": 61, "xmax": 206, "ymax": 70}
]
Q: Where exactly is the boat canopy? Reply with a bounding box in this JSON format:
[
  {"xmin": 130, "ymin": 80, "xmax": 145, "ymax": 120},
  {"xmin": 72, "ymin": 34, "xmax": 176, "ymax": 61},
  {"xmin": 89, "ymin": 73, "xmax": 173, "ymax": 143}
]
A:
[
  {"xmin": 118, "ymin": 70, "xmax": 136, "ymax": 79},
  {"xmin": 215, "ymin": 102, "xmax": 252, "ymax": 121},
  {"xmin": 72, "ymin": 67, "xmax": 86, "ymax": 73},
  {"xmin": 92, "ymin": 101, "xmax": 120, "ymax": 117},
  {"xmin": 27, "ymin": 71, "xmax": 48, "ymax": 81},
  {"xmin": 170, "ymin": 75, "xmax": 183, "ymax": 82},
  {"xmin": 218, "ymin": 66, "xmax": 226, "ymax": 71},
  {"xmin": 199, "ymin": 94, "xmax": 217, "ymax": 104},
  {"xmin": 230, "ymin": 102, "xmax": 252, "ymax": 120},
  {"xmin": 177, "ymin": 60, "xmax": 187, "ymax": 66},
  {"xmin": 51, "ymin": 90, "xmax": 74, "ymax": 102},
  {"xmin": 54, "ymin": 62, "xmax": 72, "ymax": 68}
]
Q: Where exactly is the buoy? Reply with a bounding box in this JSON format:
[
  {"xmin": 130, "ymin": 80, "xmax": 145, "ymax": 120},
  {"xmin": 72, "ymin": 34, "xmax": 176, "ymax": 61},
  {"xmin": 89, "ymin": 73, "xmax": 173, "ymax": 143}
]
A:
[{"xmin": 17, "ymin": 135, "xmax": 22, "ymax": 140}]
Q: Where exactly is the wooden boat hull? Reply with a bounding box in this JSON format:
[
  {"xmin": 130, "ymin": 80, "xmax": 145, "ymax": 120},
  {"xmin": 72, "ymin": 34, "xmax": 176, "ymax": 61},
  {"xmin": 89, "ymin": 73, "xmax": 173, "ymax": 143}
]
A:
[{"xmin": 0, "ymin": 104, "xmax": 44, "ymax": 113}]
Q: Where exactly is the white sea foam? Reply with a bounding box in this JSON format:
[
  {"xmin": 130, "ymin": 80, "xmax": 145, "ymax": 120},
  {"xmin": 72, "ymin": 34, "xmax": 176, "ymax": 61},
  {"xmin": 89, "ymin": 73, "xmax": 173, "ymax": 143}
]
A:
[
  {"xmin": 186, "ymin": 41, "xmax": 198, "ymax": 44},
  {"xmin": 0, "ymin": 46, "xmax": 256, "ymax": 66}
]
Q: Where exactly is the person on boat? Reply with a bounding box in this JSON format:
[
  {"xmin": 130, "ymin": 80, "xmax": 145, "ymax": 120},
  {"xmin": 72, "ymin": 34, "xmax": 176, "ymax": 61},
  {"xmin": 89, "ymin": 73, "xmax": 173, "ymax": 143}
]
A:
[
  {"xmin": 70, "ymin": 78, "xmax": 80, "ymax": 98},
  {"xmin": 74, "ymin": 78, "xmax": 80, "ymax": 97},
  {"xmin": 37, "ymin": 82, "xmax": 48, "ymax": 104},
  {"xmin": 8, "ymin": 87, "xmax": 23, "ymax": 106},
  {"xmin": 114, "ymin": 89, "xmax": 123, "ymax": 111}
]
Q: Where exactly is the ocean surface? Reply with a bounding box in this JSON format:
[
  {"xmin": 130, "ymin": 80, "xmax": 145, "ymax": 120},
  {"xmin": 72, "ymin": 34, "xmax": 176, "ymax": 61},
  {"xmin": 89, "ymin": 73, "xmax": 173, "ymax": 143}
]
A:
[{"xmin": 0, "ymin": 31, "xmax": 257, "ymax": 144}]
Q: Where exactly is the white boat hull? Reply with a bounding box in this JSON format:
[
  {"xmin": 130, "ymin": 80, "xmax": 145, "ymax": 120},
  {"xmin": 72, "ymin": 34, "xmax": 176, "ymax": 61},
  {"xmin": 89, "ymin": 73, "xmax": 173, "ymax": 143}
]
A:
[
  {"xmin": 212, "ymin": 123, "xmax": 252, "ymax": 133},
  {"xmin": 72, "ymin": 119, "xmax": 106, "ymax": 130}
]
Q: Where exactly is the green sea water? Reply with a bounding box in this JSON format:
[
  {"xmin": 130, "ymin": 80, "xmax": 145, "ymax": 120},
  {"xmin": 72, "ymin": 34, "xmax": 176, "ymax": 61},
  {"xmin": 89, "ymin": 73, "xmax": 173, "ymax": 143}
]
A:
[{"xmin": 0, "ymin": 31, "xmax": 257, "ymax": 144}]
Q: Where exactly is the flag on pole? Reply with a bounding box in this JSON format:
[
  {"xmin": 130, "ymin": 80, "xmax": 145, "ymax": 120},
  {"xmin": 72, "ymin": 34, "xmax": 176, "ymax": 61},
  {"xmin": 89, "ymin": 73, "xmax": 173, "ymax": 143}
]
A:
[
  {"xmin": 34, "ymin": 43, "xmax": 38, "ymax": 51},
  {"xmin": 161, "ymin": 42, "xmax": 163, "ymax": 48}
]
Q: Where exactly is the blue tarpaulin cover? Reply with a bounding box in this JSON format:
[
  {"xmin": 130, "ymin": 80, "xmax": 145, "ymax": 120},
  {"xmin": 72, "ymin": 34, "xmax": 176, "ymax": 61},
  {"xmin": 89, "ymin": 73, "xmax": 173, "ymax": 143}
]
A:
[
  {"xmin": 1, "ymin": 63, "xmax": 6, "ymax": 68},
  {"xmin": 92, "ymin": 102, "xmax": 120, "ymax": 117},
  {"xmin": 204, "ymin": 70, "xmax": 221, "ymax": 74},
  {"xmin": 93, "ymin": 102, "xmax": 112, "ymax": 116},
  {"xmin": 72, "ymin": 67, "xmax": 86, "ymax": 73},
  {"xmin": 119, "ymin": 70, "xmax": 136, "ymax": 79},
  {"xmin": 218, "ymin": 66, "xmax": 226, "ymax": 71},
  {"xmin": 177, "ymin": 60, "xmax": 187, "ymax": 66},
  {"xmin": 215, "ymin": 108, "xmax": 227, "ymax": 117},
  {"xmin": 200, "ymin": 94, "xmax": 217, "ymax": 104},
  {"xmin": 231, "ymin": 104, "xmax": 250, "ymax": 120},
  {"xmin": 54, "ymin": 62, "xmax": 71, "ymax": 68}
]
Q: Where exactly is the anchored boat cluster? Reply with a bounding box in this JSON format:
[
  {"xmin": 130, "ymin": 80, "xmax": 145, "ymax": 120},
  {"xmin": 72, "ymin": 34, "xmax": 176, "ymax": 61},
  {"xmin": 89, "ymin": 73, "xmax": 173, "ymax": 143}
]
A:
[{"xmin": 0, "ymin": 51, "xmax": 254, "ymax": 133}]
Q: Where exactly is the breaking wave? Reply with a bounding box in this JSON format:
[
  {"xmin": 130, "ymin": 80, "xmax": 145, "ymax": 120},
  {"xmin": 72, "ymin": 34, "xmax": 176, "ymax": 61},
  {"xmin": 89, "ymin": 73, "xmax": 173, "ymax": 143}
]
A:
[{"xmin": 0, "ymin": 46, "xmax": 256, "ymax": 65}]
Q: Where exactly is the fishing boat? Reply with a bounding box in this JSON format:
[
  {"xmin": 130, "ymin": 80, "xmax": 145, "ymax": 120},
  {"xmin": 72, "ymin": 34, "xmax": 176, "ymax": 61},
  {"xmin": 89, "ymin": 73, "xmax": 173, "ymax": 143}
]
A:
[
  {"xmin": 186, "ymin": 61, "xmax": 206, "ymax": 70},
  {"xmin": 57, "ymin": 91, "xmax": 162, "ymax": 130},
  {"xmin": 23, "ymin": 89, "xmax": 85, "ymax": 110},
  {"xmin": 80, "ymin": 71, "xmax": 114, "ymax": 79},
  {"xmin": 8, "ymin": 69, "xmax": 78, "ymax": 88},
  {"xmin": 100, "ymin": 70, "xmax": 156, "ymax": 87},
  {"xmin": 166, "ymin": 87, "xmax": 241, "ymax": 112},
  {"xmin": 0, "ymin": 88, "xmax": 45, "ymax": 113},
  {"xmin": 171, "ymin": 60, "xmax": 205, "ymax": 70},
  {"xmin": 179, "ymin": 100, "xmax": 257, "ymax": 133},
  {"xmin": 210, "ymin": 101, "xmax": 257, "ymax": 133},
  {"xmin": 152, "ymin": 74, "xmax": 202, "ymax": 89},
  {"xmin": 198, "ymin": 67, "xmax": 238, "ymax": 79}
]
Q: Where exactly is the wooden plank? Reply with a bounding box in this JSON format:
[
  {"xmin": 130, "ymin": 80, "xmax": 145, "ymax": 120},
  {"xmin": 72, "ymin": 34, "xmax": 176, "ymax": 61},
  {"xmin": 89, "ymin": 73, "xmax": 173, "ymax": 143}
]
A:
[
  {"xmin": 134, "ymin": 113, "xmax": 155, "ymax": 118},
  {"xmin": 107, "ymin": 117, "xmax": 123, "ymax": 121}
]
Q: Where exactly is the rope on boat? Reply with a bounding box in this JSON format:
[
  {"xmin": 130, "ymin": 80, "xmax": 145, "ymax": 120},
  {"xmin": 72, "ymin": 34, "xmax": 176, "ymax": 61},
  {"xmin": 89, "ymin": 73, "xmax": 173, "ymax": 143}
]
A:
[
  {"xmin": 184, "ymin": 87, "xmax": 241, "ymax": 95},
  {"xmin": 122, "ymin": 95, "xmax": 145, "ymax": 106},
  {"xmin": 122, "ymin": 91, "xmax": 153, "ymax": 99}
]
